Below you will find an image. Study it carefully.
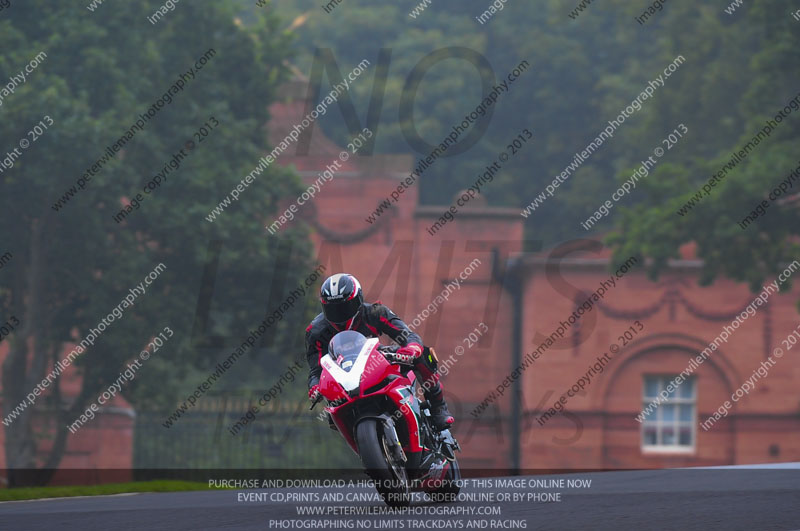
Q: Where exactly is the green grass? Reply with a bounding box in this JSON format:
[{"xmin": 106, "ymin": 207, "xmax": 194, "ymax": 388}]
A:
[{"xmin": 0, "ymin": 480, "xmax": 222, "ymax": 502}]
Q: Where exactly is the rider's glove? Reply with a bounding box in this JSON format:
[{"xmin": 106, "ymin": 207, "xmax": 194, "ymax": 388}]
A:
[
  {"xmin": 394, "ymin": 343, "xmax": 423, "ymax": 364},
  {"xmin": 308, "ymin": 384, "xmax": 320, "ymax": 402}
]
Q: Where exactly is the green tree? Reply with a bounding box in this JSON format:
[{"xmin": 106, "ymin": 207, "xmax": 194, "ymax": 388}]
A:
[
  {"xmin": 248, "ymin": 0, "xmax": 800, "ymax": 289},
  {"xmin": 0, "ymin": 0, "xmax": 312, "ymax": 485},
  {"xmin": 608, "ymin": 0, "xmax": 800, "ymax": 293}
]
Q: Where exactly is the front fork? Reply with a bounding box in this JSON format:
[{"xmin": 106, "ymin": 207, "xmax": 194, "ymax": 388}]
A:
[
  {"xmin": 381, "ymin": 416, "xmax": 408, "ymax": 466},
  {"xmin": 357, "ymin": 414, "xmax": 407, "ymax": 467}
]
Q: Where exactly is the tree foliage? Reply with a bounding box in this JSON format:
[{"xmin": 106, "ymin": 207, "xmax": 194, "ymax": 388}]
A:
[
  {"xmin": 0, "ymin": 0, "xmax": 312, "ymax": 484},
  {"xmin": 271, "ymin": 0, "xmax": 799, "ymax": 284}
]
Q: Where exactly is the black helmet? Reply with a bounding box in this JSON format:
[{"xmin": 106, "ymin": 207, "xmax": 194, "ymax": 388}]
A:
[{"xmin": 320, "ymin": 273, "xmax": 363, "ymax": 329}]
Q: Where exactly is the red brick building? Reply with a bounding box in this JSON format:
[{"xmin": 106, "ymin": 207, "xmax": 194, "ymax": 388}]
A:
[
  {"xmin": 3, "ymin": 77, "xmax": 798, "ymax": 480},
  {"xmin": 271, "ymin": 77, "xmax": 800, "ymax": 471},
  {"xmin": 517, "ymin": 246, "xmax": 800, "ymax": 470}
]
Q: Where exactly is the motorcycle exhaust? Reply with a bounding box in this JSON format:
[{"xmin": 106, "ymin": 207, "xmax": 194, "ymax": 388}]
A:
[{"xmin": 419, "ymin": 458, "xmax": 451, "ymax": 491}]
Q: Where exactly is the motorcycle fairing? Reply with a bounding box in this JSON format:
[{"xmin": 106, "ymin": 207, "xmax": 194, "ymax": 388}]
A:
[
  {"xmin": 320, "ymin": 341, "xmax": 426, "ymax": 454},
  {"xmin": 320, "ymin": 337, "xmax": 380, "ymax": 392}
]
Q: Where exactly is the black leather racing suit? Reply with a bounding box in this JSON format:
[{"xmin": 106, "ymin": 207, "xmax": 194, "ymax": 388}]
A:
[{"xmin": 305, "ymin": 302, "xmax": 444, "ymax": 402}]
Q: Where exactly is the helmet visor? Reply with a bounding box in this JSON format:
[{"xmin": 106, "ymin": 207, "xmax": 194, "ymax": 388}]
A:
[{"xmin": 322, "ymin": 297, "xmax": 361, "ymax": 326}]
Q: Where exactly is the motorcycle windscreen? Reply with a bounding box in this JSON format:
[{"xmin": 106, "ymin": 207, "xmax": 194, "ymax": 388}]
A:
[{"xmin": 328, "ymin": 330, "xmax": 368, "ymax": 372}]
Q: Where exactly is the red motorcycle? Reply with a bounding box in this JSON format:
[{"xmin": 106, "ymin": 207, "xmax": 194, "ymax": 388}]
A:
[{"xmin": 310, "ymin": 330, "xmax": 461, "ymax": 507}]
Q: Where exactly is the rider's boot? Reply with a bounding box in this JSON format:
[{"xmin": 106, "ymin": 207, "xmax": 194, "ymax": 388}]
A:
[
  {"xmin": 427, "ymin": 391, "xmax": 454, "ymax": 431},
  {"xmin": 414, "ymin": 348, "xmax": 454, "ymax": 431}
]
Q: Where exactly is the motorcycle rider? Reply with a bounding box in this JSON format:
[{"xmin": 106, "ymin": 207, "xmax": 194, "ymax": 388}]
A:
[{"xmin": 306, "ymin": 273, "xmax": 454, "ymax": 431}]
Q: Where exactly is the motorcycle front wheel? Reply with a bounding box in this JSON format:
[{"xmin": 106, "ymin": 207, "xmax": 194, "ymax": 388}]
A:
[{"xmin": 355, "ymin": 419, "xmax": 410, "ymax": 507}]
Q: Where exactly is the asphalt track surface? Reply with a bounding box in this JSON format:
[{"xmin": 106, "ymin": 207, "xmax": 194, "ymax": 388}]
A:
[{"xmin": 1, "ymin": 468, "xmax": 799, "ymax": 530}]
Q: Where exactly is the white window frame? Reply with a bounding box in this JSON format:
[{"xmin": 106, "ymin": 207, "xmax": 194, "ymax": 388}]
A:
[{"xmin": 641, "ymin": 374, "xmax": 696, "ymax": 454}]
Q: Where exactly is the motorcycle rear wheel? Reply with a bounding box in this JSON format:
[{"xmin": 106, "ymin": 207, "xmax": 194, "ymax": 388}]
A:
[{"xmin": 355, "ymin": 419, "xmax": 410, "ymax": 507}]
